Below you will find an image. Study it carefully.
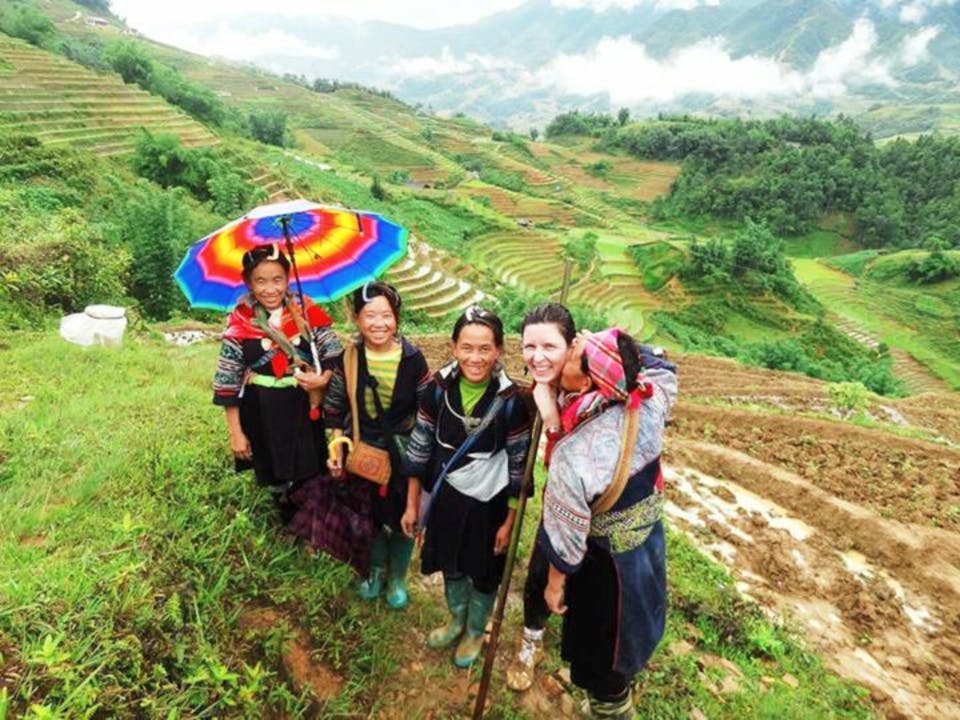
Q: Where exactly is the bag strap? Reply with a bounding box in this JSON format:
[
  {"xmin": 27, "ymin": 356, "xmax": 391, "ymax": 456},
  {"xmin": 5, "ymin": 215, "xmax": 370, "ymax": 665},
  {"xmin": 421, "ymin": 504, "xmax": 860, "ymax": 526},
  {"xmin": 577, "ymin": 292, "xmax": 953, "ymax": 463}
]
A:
[
  {"xmin": 419, "ymin": 390, "xmax": 510, "ymax": 530},
  {"xmin": 367, "ymin": 374, "xmax": 406, "ymax": 472},
  {"xmin": 590, "ymin": 403, "xmax": 641, "ymax": 515},
  {"xmin": 344, "ymin": 343, "xmax": 361, "ymax": 443},
  {"xmin": 252, "ymin": 303, "xmax": 307, "ymax": 371}
]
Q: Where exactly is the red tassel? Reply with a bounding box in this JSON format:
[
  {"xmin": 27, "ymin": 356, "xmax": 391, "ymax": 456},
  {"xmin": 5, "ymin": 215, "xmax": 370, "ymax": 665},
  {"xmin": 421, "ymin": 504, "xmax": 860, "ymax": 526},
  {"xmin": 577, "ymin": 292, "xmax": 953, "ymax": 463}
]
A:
[
  {"xmin": 309, "ymin": 407, "xmax": 320, "ymax": 421},
  {"xmin": 379, "ymin": 484, "xmax": 388, "ymax": 498}
]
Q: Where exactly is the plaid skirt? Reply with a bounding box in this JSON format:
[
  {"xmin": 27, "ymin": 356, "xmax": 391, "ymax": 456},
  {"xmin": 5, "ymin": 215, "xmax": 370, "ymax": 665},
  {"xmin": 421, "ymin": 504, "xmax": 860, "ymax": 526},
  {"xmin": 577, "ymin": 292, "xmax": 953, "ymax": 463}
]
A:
[{"xmin": 287, "ymin": 475, "xmax": 378, "ymax": 574}]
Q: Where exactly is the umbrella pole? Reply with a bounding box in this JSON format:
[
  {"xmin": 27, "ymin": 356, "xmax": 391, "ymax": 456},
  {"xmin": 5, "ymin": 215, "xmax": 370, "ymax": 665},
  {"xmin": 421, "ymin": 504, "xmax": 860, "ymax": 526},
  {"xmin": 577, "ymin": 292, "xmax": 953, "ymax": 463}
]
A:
[
  {"xmin": 279, "ymin": 216, "xmax": 321, "ymax": 371},
  {"xmin": 472, "ymin": 412, "xmax": 543, "ymax": 720}
]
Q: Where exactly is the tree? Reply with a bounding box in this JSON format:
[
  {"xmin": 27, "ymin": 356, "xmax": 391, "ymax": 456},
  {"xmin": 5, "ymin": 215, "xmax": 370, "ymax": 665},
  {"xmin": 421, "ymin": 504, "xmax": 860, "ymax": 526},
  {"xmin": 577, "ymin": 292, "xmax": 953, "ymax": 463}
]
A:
[
  {"xmin": 122, "ymin": 186, "xmax": 194, "ymax": 320},
  {"xmin": 103, "ymin": 39, "xmax": 154, "ymax": 87},
  {"xmin": 617, "ymin": 107, "xmax": 630, "ymax": 126},
  {"xmin": 562, "ymin": 232, "xmax": 597, "ymax": 272},
  {"xmin": 0, "ymin": 6, "xmax": 57, "ymax": 48},
  {"xmin": 370, "ymin": 175, "xmax": 387, "ymax": 201},
  {"xmin": 529, "ymin": 127, "xmax": 539, "ymax": 141},
  {"xmin": 248, "ymin": 110, "xmax": 289, "ymax": 147}
]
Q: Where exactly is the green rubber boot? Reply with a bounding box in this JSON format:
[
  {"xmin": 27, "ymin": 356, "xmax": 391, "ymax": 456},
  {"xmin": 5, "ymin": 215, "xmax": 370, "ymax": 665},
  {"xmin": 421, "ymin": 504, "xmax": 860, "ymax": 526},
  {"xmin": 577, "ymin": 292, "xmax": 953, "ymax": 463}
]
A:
[
  {"xmin": 427, "ymin": 576, "xmax": 469, "ymax": 649},
  {"xmin": 358, "ymin": 530, "xmax": 389, "ymax": 600},
  {"xmin": 385, "ymin": 532, "xmax": 415, "ymax": 610},
  {"xmin": 454, "ymin": 587, "xmax": 496, "ymax": 668}
]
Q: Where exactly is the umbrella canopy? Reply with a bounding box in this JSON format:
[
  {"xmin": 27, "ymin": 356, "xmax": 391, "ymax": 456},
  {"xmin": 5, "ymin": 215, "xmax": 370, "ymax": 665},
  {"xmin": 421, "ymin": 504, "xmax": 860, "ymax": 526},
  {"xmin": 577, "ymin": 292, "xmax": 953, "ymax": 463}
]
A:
[{"xmin": 174, "ymin": 199, "xmax": 408, "ymax": 311}]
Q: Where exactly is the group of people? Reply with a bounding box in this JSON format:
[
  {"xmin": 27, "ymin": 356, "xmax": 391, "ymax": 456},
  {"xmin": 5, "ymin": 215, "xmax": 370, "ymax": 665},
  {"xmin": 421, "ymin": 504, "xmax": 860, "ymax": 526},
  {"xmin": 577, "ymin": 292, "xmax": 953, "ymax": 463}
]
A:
[{"xmin": 212, "ymin": 243, "xmax": 678, "ymax": 718}]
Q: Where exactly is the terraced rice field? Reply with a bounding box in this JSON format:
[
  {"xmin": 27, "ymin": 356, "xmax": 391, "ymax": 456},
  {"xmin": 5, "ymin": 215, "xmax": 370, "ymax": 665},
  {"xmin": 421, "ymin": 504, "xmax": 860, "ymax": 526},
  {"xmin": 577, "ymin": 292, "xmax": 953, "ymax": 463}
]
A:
[
  {"xmin": 384, "ymin": 240, "xmax": 485, "ymax": 318},
  {"xmin": 0, "ymin": 34, "xmax": 218, "ymax": 156},
  {"xmin": 793, "ymin": 258, "xmax": 959, "ymax": 393},
  {"xmin": 467, "ymin": 229, "xmax": 564, "ymax": 290},
  {"xmin": 460, "ymin": 181, "xmax": 591, "ymax": 226}
]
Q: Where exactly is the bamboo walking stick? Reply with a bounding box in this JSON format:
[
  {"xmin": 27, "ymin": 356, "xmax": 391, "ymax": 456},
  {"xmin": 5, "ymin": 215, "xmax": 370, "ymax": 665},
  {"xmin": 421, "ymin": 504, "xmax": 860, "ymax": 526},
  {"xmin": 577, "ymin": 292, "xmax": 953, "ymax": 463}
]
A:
[
  {"xmin": 472, "ymin": 261, "xmax": 573, "ymax": 718},
  {"xmin": 472, "ymin": 412, "xmax": 543, "ymax": 719}
]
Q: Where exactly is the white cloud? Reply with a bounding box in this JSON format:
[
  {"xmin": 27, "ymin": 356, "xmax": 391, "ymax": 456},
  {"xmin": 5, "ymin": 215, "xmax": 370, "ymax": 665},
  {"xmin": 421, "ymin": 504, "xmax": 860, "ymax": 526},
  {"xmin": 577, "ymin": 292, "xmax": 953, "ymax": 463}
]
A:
[
  {"xmin": 551, "ymin": 0, "xmax": 719, "ymax": 9},
  {"xmin": 807, "ymin": 18, "xmax": 894, "ymax": 95},
  {"xmin": 871, "ymin": 0, "xmax": 960, "ymax": 23},
  {"xmin": 537, "ymin": 20, "xmax": 898, "ymax": 105},
  {"xmin": 160, "ymin": 25, "xmax": 339, "ymax": 62},
  {"xmin": 110, "ymin": 0, "xmax": 527, "ymax": 33},
  {"xmin": 900, "ymin": 25, "xmax": 942, "ymax": 64},
  {"xmin": 387, "ymin": 47, "xmax": 520, "ymax": 77}
]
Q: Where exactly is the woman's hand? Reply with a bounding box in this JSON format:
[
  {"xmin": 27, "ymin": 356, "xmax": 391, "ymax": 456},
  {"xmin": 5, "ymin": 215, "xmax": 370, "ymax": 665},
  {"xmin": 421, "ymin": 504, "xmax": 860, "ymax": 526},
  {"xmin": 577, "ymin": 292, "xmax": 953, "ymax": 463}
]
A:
[
  {"xmin": 531, "ymin": 382, "xmax": 561, "ymax": 429},
  {"xmin": 545, "ymin": 563, "xmax": 567, "ymax": 614},
  {"xmin": 494, "ymin": 515, "xmax": 514, "ymax": 555},
  {"xmin": 326, "ymin": 453, "xmax": 344, "ymax": 479},
  {"xmin": 230, "ymin": 430, "xmax": 253, "ymax": 461},
  {"xmin": 401, "ymin": 503, "xmax": 419, "ymax": 538},
  {"xmin": 545, "ymin": 582, "xmax": 567, "ymax": 615},
  {"xmin": 295, "ymin": 368, "xmax": 330, "ymax": 392}
]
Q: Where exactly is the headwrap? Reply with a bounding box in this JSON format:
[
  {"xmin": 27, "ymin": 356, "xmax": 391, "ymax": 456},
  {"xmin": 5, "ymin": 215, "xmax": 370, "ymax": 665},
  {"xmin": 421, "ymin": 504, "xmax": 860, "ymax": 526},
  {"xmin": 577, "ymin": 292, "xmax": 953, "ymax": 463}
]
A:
[
  {"xmin": 223, "ymin": 292, "xmax": 332, "ymax": 378},
  {"xmin": 560, "ymin": 328, "xmax": 653, "ymax": 434}
]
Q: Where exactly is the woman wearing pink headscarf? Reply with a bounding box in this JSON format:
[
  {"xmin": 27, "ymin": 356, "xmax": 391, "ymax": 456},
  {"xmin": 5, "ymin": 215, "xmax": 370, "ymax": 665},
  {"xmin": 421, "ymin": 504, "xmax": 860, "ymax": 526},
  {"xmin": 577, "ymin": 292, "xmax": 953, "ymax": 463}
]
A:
[{"xmin": 538, "ymin": 328, "xmax": 677, "ymax": 719}]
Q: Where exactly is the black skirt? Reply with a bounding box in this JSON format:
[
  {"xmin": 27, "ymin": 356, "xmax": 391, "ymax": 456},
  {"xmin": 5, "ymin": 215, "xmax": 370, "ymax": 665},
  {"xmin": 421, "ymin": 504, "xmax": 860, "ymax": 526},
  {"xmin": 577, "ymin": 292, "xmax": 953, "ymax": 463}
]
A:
[
  {"xmin": 237, "ymin": 385, "xmax": 327, "ymax": 487},
  {"xmin": 420, "ymin": 482, "xmax": 508, "ymax": 592}
]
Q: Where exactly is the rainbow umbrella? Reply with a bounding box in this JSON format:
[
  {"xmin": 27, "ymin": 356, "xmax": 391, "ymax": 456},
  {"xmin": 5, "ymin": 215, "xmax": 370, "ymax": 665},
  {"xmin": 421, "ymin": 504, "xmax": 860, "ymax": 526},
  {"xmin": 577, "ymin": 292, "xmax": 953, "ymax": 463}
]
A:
[{"xmin": 174, "ymin": 199, "xmax": 409, "ymax": 312}]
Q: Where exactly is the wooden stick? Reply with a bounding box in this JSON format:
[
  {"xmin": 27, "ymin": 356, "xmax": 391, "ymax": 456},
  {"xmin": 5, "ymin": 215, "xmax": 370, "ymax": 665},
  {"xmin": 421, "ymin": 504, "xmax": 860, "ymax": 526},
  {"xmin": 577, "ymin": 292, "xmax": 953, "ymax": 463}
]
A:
[{"xmin": 472, "ymin": 412, "xmax": 543, "ymax": 719}]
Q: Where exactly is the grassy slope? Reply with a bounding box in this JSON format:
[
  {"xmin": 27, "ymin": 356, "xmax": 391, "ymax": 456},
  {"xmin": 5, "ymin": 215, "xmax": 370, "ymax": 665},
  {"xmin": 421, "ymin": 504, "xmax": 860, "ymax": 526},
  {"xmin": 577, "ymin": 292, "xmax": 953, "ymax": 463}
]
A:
[
  {"xmin": 793, "ymin": 253, "xmax": 960, "ymax": 390},
  {"xmin": 0, "ymin": 332, "xmax": 876, "ymax": 718}
]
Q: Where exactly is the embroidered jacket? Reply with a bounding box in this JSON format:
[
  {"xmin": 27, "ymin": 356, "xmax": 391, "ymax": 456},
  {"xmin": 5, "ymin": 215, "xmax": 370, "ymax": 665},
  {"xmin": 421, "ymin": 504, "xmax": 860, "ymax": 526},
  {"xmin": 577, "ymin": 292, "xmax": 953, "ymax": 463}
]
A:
[
  {"xmin": 538, "ymin": 366, "xmax": 678, "ymax": 573},
  {"xmin": 405, "ymin": 361, "xmax": 531, "ymax": 499}
]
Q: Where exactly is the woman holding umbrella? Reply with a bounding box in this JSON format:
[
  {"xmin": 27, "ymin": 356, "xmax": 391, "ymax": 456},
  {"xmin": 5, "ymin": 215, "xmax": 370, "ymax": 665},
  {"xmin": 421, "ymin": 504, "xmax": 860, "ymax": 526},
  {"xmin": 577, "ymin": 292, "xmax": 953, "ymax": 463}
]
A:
[
  {"xmin": 212, "ymin": 243, "xmax": 342, "ymax": 521},
  {"xmin": 401, "ymin": 306, "xmax": 531, "ymax": 668},
  {"xmin": 321, "ymin": 281, "xmax": 432, "ymax": 608}
]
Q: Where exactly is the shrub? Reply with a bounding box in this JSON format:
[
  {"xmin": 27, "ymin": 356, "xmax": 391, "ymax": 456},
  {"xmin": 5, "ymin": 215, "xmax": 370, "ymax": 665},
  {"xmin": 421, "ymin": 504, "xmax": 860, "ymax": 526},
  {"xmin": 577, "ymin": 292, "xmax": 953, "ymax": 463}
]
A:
[
  {"xmin": 0, "ymin": 6, "xmax": 56, "ymax": 48},
  {"xmin": 131, "ymin": 132, "xmax": 215, "ymax": 200},
  {"xmin": 207, "ymin": 171, "xmax": 266, "ymax": 218},
  {"xmin": 119, "ymin": 186, "xmax": 195, "ymax": 320},
  {"xmin": 906, "ymin": 250, "xmax": 960, "ymax": 284},
  {"xmin": 562, "ymin": 232, "xmax": 597, "ymax": 272},
  {"xmin": 248, "ymin": 110, "xmax": 289, "ymax": 147},
  {"xmin": 0, "ymin": 209, "xmax": 129, "ymax": 325}
]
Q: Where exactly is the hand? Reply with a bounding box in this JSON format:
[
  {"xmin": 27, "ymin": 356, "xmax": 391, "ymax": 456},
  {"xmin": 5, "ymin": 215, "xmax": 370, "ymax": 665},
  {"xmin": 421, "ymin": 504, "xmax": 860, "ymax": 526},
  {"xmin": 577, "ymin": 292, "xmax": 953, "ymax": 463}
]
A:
[
  {"xmin": 545, "ymin": 582, "xmax": 567, "ymax": 615},
  {"xmin": 401, "ymin": 505, "xmax": 419, "ymax": 538},
  {"xmin": 230, "ymin": 431, "xmax": 253, "ymax": 461},
  {"xmin": 493, "ymin": 519, "xmax": 513, "ymax": 555},
  {"xmin": 532, "ymin": 383, "xmax": 561, "ymax": 430},
  {"xmin": 326, "ymin": 453, "xmax": 345, "ymax": 479},
  {"xmin": 295, "ymin": 369, "xmax": 329, "ymax": 392}
]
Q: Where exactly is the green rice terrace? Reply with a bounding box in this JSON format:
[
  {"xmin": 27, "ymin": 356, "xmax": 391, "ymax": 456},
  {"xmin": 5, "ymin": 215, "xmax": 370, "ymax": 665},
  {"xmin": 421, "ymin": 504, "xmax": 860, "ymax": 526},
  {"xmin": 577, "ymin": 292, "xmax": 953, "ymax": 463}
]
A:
[{"xmin": 2, "ymin": 2, "xmax": 960, "ymax": 716}]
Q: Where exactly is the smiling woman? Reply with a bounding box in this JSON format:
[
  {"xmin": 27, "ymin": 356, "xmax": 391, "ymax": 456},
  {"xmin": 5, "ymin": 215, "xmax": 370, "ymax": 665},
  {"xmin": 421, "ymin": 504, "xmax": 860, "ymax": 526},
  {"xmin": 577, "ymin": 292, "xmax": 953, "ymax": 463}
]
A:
[
  {"xmin": 212, "ymin": 243, "xmax": 341, "ymax": 521},
  {"xmin": 402, "ymin": 305, "xmax": 531, "ymax": 669}
]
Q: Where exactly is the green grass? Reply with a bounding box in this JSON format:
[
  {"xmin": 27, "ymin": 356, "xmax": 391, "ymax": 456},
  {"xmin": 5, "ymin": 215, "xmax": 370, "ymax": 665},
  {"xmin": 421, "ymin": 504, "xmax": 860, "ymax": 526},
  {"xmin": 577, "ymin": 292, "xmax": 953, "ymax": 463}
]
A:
[{"xmin": 0, "ymin": 331, "xmax": 879, "ymax": 718}]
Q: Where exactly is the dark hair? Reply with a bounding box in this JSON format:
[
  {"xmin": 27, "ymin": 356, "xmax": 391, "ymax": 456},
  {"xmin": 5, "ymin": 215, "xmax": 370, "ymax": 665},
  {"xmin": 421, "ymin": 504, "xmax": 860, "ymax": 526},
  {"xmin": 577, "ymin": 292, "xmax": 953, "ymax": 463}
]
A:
[
  {"xmin": 242, "ymin": 244, "xmax": 290, "ymax": 284},
  {"xmin": 521, "ymin": 302, "xmax": 575, "ymax": 345},
  {"xmin": 452, "ymin": 305, "xmax": 504, "ymax": 347},
  {"xmin": 581, "ymin": 330, "xmax": 641, "ymax": 392},
  {"xmin": 352, "ymin": 281, "xmax": 402, "ymax": 322}
]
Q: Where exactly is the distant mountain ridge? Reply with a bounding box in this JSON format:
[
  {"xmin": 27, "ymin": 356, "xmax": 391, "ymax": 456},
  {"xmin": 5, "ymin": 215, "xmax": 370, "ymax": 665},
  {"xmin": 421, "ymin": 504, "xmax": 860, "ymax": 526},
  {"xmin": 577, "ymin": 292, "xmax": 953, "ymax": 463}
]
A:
[{"xmin": 170, "ymin": 0, "xmax": 960, "ymax": 135}]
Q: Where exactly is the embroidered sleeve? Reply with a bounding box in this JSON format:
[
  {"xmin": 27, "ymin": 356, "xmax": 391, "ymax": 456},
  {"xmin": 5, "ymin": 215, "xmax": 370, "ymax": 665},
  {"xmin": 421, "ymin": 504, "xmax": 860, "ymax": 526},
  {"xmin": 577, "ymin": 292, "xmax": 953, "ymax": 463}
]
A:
[
  {"xmin": 311, "ymin": 324, "xmax": 343, "ymax": 371},
  {"xmin": 538, "ymin": 446, "xmax": 592, "ymax": 574},
  {"xmin": 505, "ymin": 394, "xmax": 531, "ymax": 499},
  {"xmin": 322, "ymin": 352, "xmax": 347, "ymax": 431},
  {"xmin": 405, "ymin": 378, "xmax": 440, "ymax": 482},
  {"xmin": 212, "ymin": 337, "xmax": 245, "ymax": 407}
]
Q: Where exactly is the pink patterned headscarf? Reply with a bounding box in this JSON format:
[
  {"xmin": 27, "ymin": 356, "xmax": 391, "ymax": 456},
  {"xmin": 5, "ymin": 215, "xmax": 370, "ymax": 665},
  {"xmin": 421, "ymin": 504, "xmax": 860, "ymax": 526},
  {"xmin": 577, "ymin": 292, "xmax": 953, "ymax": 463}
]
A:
[{"xmin": 561, "ymin": 328, "xmax": 653, "ymax": 433}]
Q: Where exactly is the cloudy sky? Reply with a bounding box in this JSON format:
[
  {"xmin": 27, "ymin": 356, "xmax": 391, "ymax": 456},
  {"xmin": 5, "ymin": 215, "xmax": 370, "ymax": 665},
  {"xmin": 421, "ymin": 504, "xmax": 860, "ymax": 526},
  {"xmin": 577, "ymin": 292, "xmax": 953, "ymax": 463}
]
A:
[{"xmin": 108, "ymin": 0, "xmax": 953, "ymax": 113}]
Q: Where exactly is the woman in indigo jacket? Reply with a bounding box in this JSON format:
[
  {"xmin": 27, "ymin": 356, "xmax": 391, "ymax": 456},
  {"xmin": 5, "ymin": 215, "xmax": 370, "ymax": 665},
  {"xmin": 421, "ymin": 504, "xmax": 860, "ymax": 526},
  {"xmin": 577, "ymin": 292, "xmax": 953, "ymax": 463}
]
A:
[
  {"xmin": 540, "ymin": 328, "xmax": 677, "ymax": 719},
  {"xmin": 323, "ymin": 282, "xmax": 431, "ymax": 609},
  {"xmin": 400, "ymin": 306, "xmax": 531, "ymax": 668}
]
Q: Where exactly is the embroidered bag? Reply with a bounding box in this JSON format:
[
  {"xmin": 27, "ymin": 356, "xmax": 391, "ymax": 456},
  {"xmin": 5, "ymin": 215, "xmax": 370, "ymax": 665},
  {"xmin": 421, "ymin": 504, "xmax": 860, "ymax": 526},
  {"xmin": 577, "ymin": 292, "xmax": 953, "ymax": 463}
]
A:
[{"xmin": 343, "ymin": 343, "xmax": 392, "ymax": 485}]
